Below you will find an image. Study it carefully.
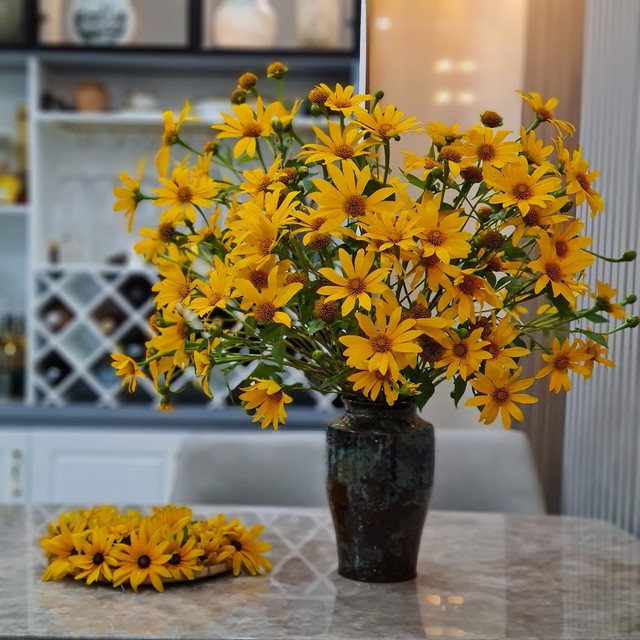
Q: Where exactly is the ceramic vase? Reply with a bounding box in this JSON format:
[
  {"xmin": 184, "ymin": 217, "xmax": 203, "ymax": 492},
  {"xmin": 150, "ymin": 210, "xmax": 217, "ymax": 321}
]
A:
[
  {"xmin": 66, "ymin": 0, "xmax": 137, "ymax": 46},
  {"xmin": 326, "ymin": 400, "xmax": 435, "ymax": 582},
  {"xmin": 212, "ymin": 0, "xmax": 277, "ymax": 49}
]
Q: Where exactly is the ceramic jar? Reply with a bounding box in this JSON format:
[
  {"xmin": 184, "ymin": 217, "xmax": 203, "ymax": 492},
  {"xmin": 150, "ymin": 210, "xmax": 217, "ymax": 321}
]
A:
[
  {"xmin": 66, "ymin": 0, "xmax": 137, "ymax": 47},
  {"xmin": 212, "ymin": 0, "xmax": 277, "ymax": 49}
]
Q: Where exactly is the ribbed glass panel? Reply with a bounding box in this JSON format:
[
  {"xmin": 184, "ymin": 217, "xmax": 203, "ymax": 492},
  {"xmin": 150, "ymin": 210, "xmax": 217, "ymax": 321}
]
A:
[{"xmin": 563, "ymin": 0, "xmax": 640, "ymax": 536}]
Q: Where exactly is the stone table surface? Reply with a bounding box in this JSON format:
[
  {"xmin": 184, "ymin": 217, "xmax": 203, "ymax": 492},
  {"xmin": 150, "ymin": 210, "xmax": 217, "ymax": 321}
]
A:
[{"xmin": 1, "ymin": 504, "xmax": 639, "ymax": 639}]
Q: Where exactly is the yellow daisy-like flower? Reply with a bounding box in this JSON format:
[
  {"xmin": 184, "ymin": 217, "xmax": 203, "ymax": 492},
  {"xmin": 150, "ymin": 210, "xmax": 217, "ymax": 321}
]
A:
[
  {"xmin": 299, "ymin": 121, "xmax": 374, "ymax": 165},
  {"xmin": 353, "ymin": 103, "xmax": 423, "ymax": 139},
  {"xmin": 234, "ymin": 267, "xmax": 303, "ymax": 328},
  {"xmin": 457, "ymin": 125, "xmax": 523, "ymax": 168},
  {"xmin": 535, "ymin": 337, "xmax": 591, "ymax": 393},
  {"xmin": 425, "ymin": 121, "xmax": 462, "ymax": 147},
  {"xmin": 153, "ymin": 165, "xmax": 218, "ymax": 225},
  {"xmin": 339, "ymin": 306, "xmax": 423, "ymax": 380},
  {"xmin": 190, "ymin": 258, "xmax": 235, "ymax": 317},
  {"xmin": 546, "ymin": 218, "xmax": 592, "ymax": 262},
  {"xmin": 324, "ymin": 83, "xmax": 373, "ymax": 116},
  {"xmin": 318, "ymin": 248, "xmax": 390, "ymax": 316},
  {"xmin": 436, "ymin": 328, "xmax": 491, "ymax": 380},
  {"xmin": 212, "ymin": 97, "xmax": 282, "ymax": 158},
  {"xmin": 415, "ymin": 200, "xmax": 472, "ymax": 263},
  {"xmin": 151, "ymin": 263, "xmax": 193, "ymax": 312},
  {"xmin": 70, "ymin": 528, "xmax": 119, "ymax": 585},
  {"xmin": 528, "ymin": 237, "xmax": 594, "ymax": 304},
  {"xmin": 360, "ymin": 209, "xmax": 420, "ymax": 254},
  {"xmin": 112, "ymin": 521, "xmax": 172, "ymax": 592},
  {"xmin": 582, "ymin": 335, "xmax": 615, "ymax": 378},
  {"xmin": 437, "ymin": 269, "xmax": 502, "ymax": 323},
  {"xmin": 482, "ymin": 316, "xmax": 531, "ymax": 376},
  {"xmin": 466, "ymin": 367, "xmax": 537, "ymax": 429},
  {"xmin": 563, "ymin": 146, "xmax": 604, "ymax": 217},
  {"xmin": 402, "ymin": 151, "xmax": 443, "ymax": 181},
  {"xmin": 484, "ymin": 156, "xmax": 562, "ymax": 216},
  {"xmin": 133, "ymin": 222, "xmax": 175, "ymax": 263},
  {"xmin": 113, "ymin": 161, "xmax": 145, "ymax": 233},
  {"xmin": 347, "ymin": 368, "xmax": 404, "ymax": 406},
  {"xmin": 217, "ymin": 522, "xmax": 272, "ymax": 576},
  {"xmin": 308, "ymin": 161, "xmax": 395, "ymax": 219},
  {"xmin": 111, "ymin": 354, "xmax": 146, "ymax": 393},
  {"xmin": 156, "ymin": 101, "xmax": 191, "ymax": 176},
  {"xmin": 164, "ymin": 532, "xmax": 204, "ymax": 581},
  {"xmin": 239, "ymin": 156, "xmax": 287, "ymax": 197},
  {"xmin": 405, "ymin": 252, "xmax": 460, "ymax": 291},
  {"xmin": 518, "ymin": 91, "xmax": 576, "ymax": 136},
  {"xmin": 40, "ymin": 515, "xmax": 88, "ymax": 582},
  {"xmin": 591, "ymin": 280, "xmax": 626, "ymax": 320},
  {"xmin": 239, "ymin": 378, "xmax": 293, "ymax": 430},
  {"xmin": 519, "ymin": 126, "xmax": 554, "ymax": 168},
  {"xmin": 293, "ymin": 207, "xmax": 350, "ymax": 247},
  {"xmin": 505, "ymin": 197, "xmax": 570, "ymax": 246}
]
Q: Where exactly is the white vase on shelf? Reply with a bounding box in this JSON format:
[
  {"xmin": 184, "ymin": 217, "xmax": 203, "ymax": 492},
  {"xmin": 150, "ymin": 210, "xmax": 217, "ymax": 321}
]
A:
[
  {"xmin": 295, "ymin": 0, "xmax": 342, "ymax": 50},
  {"xmin": 211, "ymin": 0, "xmax": 277, "ymax": 49},
  {"xmin": 66, "ymin": 0, "xmax": 137, "ymax": 47}
]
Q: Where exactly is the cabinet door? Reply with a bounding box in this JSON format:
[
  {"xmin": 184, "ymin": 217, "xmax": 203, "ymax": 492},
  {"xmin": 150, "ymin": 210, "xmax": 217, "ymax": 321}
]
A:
[
  {"xmin": 0, "ymin": 429, "xmax": 29, "ymax": 503},
  {"xmin": 31, "ymin": 429, "xmax": 183, "ymax": 504}
]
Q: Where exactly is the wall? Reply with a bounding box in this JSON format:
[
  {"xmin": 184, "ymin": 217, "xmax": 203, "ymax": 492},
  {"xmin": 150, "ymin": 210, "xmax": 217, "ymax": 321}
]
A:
[{"xmin": 563, "ymin": 0, "xmax": 640, "ymax": 536}]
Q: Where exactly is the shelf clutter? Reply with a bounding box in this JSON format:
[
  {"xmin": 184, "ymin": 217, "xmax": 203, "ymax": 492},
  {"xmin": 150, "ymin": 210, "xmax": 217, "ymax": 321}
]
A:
[{"xmin": 0, "ymin": 0, "xmax": 360, "ymax": 409}]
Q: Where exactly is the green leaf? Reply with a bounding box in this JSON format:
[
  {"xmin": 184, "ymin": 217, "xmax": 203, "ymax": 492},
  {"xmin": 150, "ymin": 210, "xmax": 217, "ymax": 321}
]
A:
[
  {"xmin": 405, "ymin": 173, "xmax": 427, "ymax": 190},
  {"xmin": 414, "ymin": 378, "xmax": 435, "ymax": 411},
  {"xmin": 450, "ymin": 375, "xmax": 468, "ymax": 407},
  {"xmin": 305, "ymin": 319, "xmax": 325, "ymax": 335},
  {"xmin": 271, "ymin": 328, "xmax": 286, "ymax": 367},
  {"xmin": 578, "ymin": 329, "xmax": 608, "ymax": 347},
  {"xmin": 584, "ymin": 312, "xmax": 609, "ymax": 324}
]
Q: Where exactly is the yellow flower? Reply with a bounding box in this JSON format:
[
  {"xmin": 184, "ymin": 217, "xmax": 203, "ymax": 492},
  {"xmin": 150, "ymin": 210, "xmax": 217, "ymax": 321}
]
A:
[
  {"xmin": 347, "ymin": 368, "xmax": 404, "ymax": 405},
  {"xmin": 239, "ymin": 378, "xmax": 293, "ymax": 430},
  {"xmin": 484, "ymin": 156, "xmax": 562, "ymax": 215},
  {"xmin": 40, "ymin": 515, "xmax": 88, "ymax": 581},
  {"xmin": 190, "ymin": 257, "xmax": 234, "ymax": 317},
  {"xmin": 239, "ymin": 156, "xmax": 287, "ymax": 197},
  {"xmin": 437, "ymin": 328, "xmax": 491, "ymax": 380},
  {"xmin": 535, "ymin": 337, "xmax": 591, "ymax": 393},
  {"xmin": 212, "ymin": 97, "xmax": 283, "ymax": 158},
  {"xmin": 113, "ymin": 161, "xmax": 145, "ymax": 232},
  {"xmin": 519, "ymin": 126, "xmax": 554, "ymax": 168},
  {"xmin": 70, "ymin": 528, "xmax": 119, "ymax": 585},
  {"xmin": 339, "ymin": 306, "xmax": 423, "ymax": 380},
  {"xmin": 466, "ymin": 367, "xmax": 537, "ymax": 429},
  {"xmin": 519, "ymin": 91, "xmax": 576, "ymax": 136},
  {"xmin": 299, "ymin": 121, "xmax": 374, "ymax": 165},
  {"xmin": 234, "ymin": 267, "xmax": 303, "ymax": 327},
  {"xmin": 562, "ymin": 146, "xmax": 604, "ymax": 217},
  {"xmin": 425, "ymin": 121, "xmax": 462, "ymax": 147},
  {"xmin": 308, "ymin": 161, "xmax": 395, "ymax": 219},
  {"xmin": 583, "ymin": 335, "xmax": 615, "ymax": 377},
  {"xmin": 504, "ymin": 197, "xmax": 570, "ymax": 246},
  {"xmin": 482, "ymin": 316, "xmax": 531, "ymax": 376},
  {"xmin": 216, "ymin": 522, "xmax": 272, "ymax": 575},
  {"xmin": 112, "ymin": 521, "xmax": 172, "ymax": 592},
  {"xmin": 163, "ymin": 533, "xmax": 204, "ymax": 581},
  {"xmin": 151, "ymin": 263, "xmax": 193, "ymax": 312},
  {"xmin": 353, "ymin": 103, "xmax": 423, "ymax": 139},
  {"xmin": 361, "ymin": 209, "xmax": 420, "ymax": 254},
  {"xmin": 324, "ymin": 83, "xmax": 372, "ymax": 116},
  {"xmin": 457, "ymin": 125, "xmax": 522, "ymax": 168},
  {"xmin": 318, "ymin": 248, "xmax": 390, "ymax": 315},
  {"xmin": 437, "ymin": 270, "xmax": 502, "ymax": 323},
  {"xmin": 591, "ymin": 280, "xmax": 626, "ymax": 320},
  {"xmin": 111, "ymin": 354, "xmax": 146, "ymax": 392},
  {"xmin": 415, "ymin": 200, "xmax": 472, "ymax": 263},
  {"xmin": 153, "ymin": 165, "xmax": 218, "ymax": 225},
  {"xmin": 156, "ymin": 101, "xmax": 191, "ymax": 176},
  {"xmin": 402, "ymin": 151, "xmax": 443, "ymax": 180},
  {"xmin": 134, "ymin": 222, "xmax": 175, "ymax": 263},
  {"xmin": 293, "ymin": 207, "xmax": 351, "ymax": 247}
]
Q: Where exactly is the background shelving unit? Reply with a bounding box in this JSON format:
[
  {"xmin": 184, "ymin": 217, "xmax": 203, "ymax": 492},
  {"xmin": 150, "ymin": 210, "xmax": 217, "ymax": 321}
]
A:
[{"xmin": 0, "ymin": 0, "xmax": 361, "ymax": 409}]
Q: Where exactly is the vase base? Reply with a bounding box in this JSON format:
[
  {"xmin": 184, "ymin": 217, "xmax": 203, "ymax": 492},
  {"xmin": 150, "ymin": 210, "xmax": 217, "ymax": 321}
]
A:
[{"xmin": 337, "ymin": 567, "xmax": 417, "ymax": 583}]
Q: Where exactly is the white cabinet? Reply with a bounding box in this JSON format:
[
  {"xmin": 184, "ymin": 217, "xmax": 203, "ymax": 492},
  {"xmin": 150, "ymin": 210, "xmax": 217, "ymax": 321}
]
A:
[
  {"xmin": 30, "ymin": 428, "xmax": 183, "ymax": 504},
  {"xmin": 0, "ymin": 50, "xmax": 358, "ymax": 409},
  {"xmin": 0, "ymin": 429, "xmax": 29, "ymax": 502}
]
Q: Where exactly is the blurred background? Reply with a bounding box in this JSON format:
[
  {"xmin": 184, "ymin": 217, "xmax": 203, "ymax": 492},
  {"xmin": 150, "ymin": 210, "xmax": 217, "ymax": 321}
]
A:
[{"xmin": 0, "ymin": 0, "xmax": 638, "ymax": 537}]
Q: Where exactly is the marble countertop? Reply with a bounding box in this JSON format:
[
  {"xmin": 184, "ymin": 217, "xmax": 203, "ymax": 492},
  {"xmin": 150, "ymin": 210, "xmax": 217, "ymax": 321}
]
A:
[{"xmin": 1, "ymin": 504, "xmax": 639, "ymax": 639}]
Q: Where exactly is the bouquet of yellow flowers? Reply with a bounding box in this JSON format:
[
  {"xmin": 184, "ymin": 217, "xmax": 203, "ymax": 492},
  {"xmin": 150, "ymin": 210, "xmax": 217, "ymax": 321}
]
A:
[
  {"xmin": 112, "ymin": 63, "xmax": 637, "ymax": 430},
  {"xmin": 40, "ymin": 505, "xmax": 271, "ymax": 592}
]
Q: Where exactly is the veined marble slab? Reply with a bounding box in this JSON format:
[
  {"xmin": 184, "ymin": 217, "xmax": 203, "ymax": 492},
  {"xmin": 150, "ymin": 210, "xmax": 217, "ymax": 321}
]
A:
[{"xmin": 0, "ymin": 505, "xmax": 638, "ymax": 639}]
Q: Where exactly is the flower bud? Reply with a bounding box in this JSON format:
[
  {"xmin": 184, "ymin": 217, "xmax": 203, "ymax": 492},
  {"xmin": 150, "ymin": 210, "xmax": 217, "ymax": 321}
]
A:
[
  {"xmin": 308, "ymin": 85, "xmax": 330, "ymax": 105},
  {"xmin": 310, "ymin": 103, "xmax": 322, "ymax": 116},
  {"xmin": 230, "ymin": 88, "xmax": 247, "ymax": 105},
  {"xmin": 622, "ymin": 250, "xmax": 637, "ymax": 262},
  {"xmin": 479, "ymin": 110, "xmax": 503, "ymax": 128},
  {"xmin": 374, "ymin": 90, "xmax": 385, "ymax": 100},
  {"xmin": 623, "ymin": 294, "xmax": 637, "ymax": 305},
  {"xmin": 627, "ymin": 315, "xmax": 640, "ymax": 328},
  {"xmin": 203, "ymin": 140, "xmax": 219, "ymax": 155},
  {"xmin": 237, "ymin": 72, "xmax": 258, "ymax": 90},
  {"xmin": 267, "ymin": 61, "xmax": 288, "ymax": 79}
]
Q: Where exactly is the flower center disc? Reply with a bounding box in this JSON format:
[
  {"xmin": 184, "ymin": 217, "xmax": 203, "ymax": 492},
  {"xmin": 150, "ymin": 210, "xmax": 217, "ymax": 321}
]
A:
[
  {"xmin": 512, "ymin": 182, "xmax": 533, "ymax": 200},
  {"xmin": 370, "ymin": 335, "xmax": 392, "ymax": 353},
  {"xmin": 334, "ymin": 144, "xmax": 355, "ymax": 159},
  {"xmin": 254, "ymin": 302, "xmax": 276, "ymax": 323},
  {"xmin": 347, "ymin": 277, "xmax": 367, "ymax": 295},
  {"xmin": 242, "ymin": 122, "xmax": 263, "ymax": 137}
]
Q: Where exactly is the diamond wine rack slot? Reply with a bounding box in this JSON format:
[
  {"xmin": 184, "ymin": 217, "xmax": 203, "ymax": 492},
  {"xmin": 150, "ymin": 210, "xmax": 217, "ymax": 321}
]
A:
[{"xmin": 32, "ymin": 267, "xmax": 161, "ymax": 407}]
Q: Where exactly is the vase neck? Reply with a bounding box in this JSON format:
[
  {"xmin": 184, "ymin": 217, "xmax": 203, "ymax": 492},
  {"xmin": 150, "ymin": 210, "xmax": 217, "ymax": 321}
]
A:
[{"xmin": 343, "ymin": 400, "xmax": 418, "ymax": 422}]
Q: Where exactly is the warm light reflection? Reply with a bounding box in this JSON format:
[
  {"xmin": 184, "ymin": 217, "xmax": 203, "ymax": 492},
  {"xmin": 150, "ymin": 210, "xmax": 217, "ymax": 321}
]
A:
[
  {"xmin": 374, "ymin": 15, "xmax": 392, "ymax": 30},
  {"xmin": 433, "ymin": 91, "xmax": 452, "ymax": 104},
  {"xmin": 434, "ymin": 58, "xmax": 454, "ymax": 73},
  {"xmin": 457, "ymin": 59, "xmax": 478, "ymax": 73},
  {"xmin": 457, "ymin": 91, "xmax": 476, "ymax": 104},
  {"xmin": 425, "ymin": 627, "xmax": 466, "ymax": 638},
  {"xmin": 425, "ymin": 593, "xmax": 442, "ymax": 605},
  {"xmin": 447, "ymin": 595, "xmax": 465, "ymax": 605}
]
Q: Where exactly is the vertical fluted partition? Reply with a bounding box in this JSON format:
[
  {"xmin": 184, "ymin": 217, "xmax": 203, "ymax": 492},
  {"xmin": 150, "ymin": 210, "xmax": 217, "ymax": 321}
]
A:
[{"xmin": 563, "ymin": 0, "xmax": 640, "ymax": 535}]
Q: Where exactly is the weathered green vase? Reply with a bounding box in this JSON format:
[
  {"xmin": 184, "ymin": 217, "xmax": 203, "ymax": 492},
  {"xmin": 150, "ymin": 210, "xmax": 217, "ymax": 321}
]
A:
[{"xmin": 326, "ymin": 400, "xmax": 435, "ymax": 582}]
